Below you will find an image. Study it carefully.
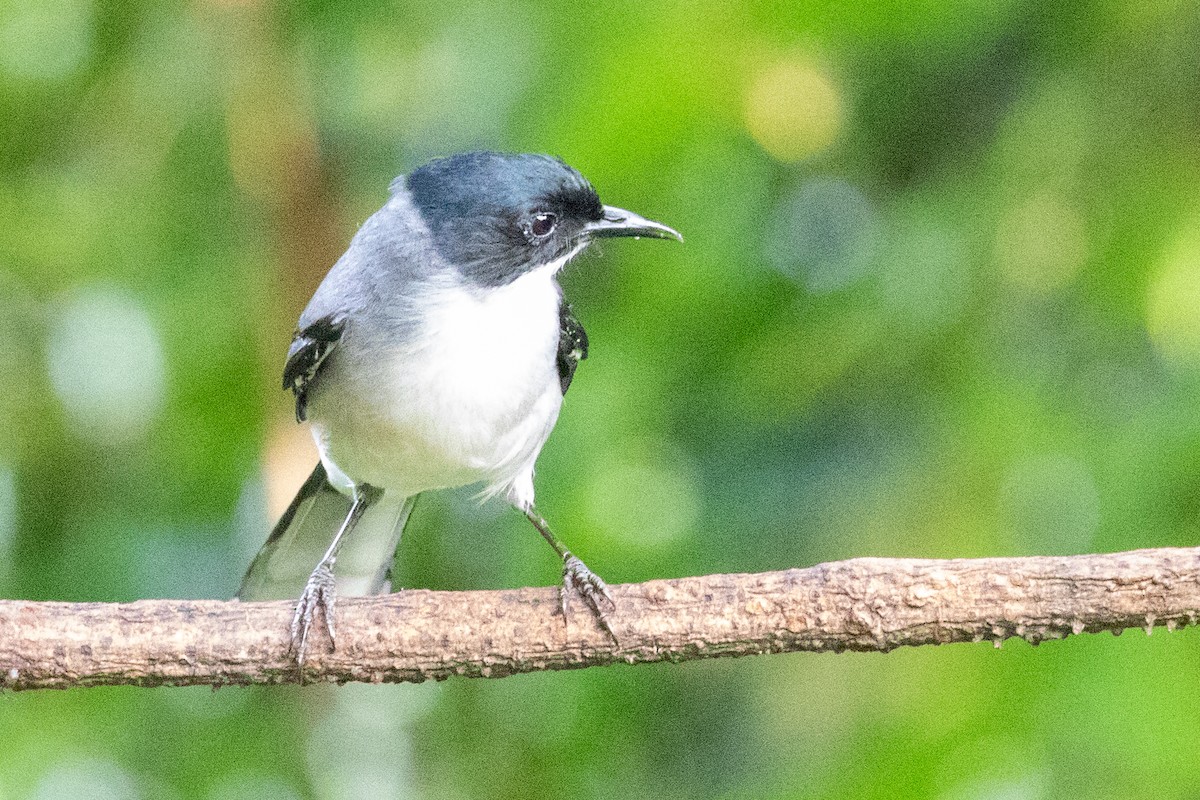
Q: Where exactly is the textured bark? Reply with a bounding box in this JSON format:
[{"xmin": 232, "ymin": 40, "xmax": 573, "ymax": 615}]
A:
[{"xmin": 2, "ymin": 547, "xmax": 1198, "ymax": 690}]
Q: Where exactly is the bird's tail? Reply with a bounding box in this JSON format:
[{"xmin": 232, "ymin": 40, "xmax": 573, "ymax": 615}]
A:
[{"xmin": 237, "ymin": 463, "xmax": 416, "ymax": 600}]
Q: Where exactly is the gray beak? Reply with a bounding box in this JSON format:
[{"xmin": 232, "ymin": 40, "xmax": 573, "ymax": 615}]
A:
[{"xmin": 584, "ymin": 205, "xmax": 683, "ymax": 242}]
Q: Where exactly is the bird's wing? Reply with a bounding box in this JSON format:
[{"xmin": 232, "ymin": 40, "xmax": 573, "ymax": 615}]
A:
[
  {"xmin": 237, "ymin": 462, "xmax": 417, "ymax": 600},
  {"xmin": 282, "ymin": 313, "xmax": 347, "ymax": 423},
  {"xmin": 556, "ymin": 301, "xmax": 589, "ymax": 394}
]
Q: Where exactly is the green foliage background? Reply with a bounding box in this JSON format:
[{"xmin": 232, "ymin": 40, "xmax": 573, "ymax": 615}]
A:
[{"xmin": 2, "ymin": 0, "xmax": 1200, "ymax": 797}]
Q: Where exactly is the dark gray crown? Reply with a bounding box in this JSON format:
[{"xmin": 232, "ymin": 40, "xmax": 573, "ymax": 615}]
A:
[{"xmin": 403, "ymin": 152, "xmax": 605, "ymax": 287}]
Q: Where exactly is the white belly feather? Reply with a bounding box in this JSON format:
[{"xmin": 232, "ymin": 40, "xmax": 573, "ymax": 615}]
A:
[{"xmin": 308, "ymin": 265, "xmax": 564, "ymax": 503}]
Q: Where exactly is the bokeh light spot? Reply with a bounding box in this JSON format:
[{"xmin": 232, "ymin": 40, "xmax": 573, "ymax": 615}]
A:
[
  {"xmin": 765, "ymin": 178, "xmax": 878, "ymax": 294},
  {"xmin": 0, "ymin": 0, "xmax": 93, "ymax": 81},
  {"xmin": 305, "ymin": 684, "xmax": 438, "ymax": 800},
  {"xmin": 343, "ymin": 4, "xmax": 537, "ymax": 160},
  {"xmin": 46, "ymin": 286, "xmax": 167, "ymax": 445},
  {"xmin": 994, "ymin": 192, "xmax": 1087, "ymax": 292},
  {"xmin": 262, "ymin": 420, "xmax": 321, "ymax": 522},
  {"xmin": 1146, "ymin": 227, "xmax": 1200, "ymax": 367},
  {"xmin": 879, "ymin": 220, "xmax": 971, "ymax": 328},
  {"xmin": 30, "ymin": 756, "xmax": 142, "ymax": 800},
  {"xmin": 744, "ymin": 56, "xmax": 844, "ymax": 162}
]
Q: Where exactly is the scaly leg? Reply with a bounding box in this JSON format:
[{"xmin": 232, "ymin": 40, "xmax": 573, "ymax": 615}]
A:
[
  {"xmin": 522, "ymin": 506, "xmax": 616, "ymax": 642},
  {"xmin": 291, "ymin": 483, "xmax": 381, "ymax": 664}
]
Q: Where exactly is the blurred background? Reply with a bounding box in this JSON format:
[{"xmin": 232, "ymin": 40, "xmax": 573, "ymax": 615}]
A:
[{"xmin": 2, "ymin": 0, "xmax": 1200, "ymax": 796}]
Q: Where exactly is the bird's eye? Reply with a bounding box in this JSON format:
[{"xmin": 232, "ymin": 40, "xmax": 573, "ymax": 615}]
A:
[{"xmin": 530, "ymin": 212, "xmax": 557, "ymax": 238}]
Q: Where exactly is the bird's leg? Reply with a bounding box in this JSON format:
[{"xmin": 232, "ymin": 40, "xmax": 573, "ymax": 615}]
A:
[
  {"xmin": 291, "ymin": 483, "xmax": 381, "ymax": 664},
  {"xmin": 522, "ymin": 506, "xmax": 616, "ymax": 641}
]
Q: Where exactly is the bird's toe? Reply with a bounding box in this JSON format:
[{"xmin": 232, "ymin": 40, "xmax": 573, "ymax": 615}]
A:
[{"xmin": 289, "ymin": 560, "xmax": 338, "ymax": 666}]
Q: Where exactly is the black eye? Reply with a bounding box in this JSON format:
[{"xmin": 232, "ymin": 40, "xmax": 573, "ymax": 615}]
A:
[{"xmin": 530, "ymin": 212, "xmax": 557, "ymax": 238}]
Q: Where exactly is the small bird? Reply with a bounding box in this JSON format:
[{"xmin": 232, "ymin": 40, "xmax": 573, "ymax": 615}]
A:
[{"xmin": 238, "ymin": 151, "xmax": 681, "ymax": 660}]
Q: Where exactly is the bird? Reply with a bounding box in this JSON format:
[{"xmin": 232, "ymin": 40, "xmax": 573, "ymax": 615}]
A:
[{"xmin": 237, "ymin": 151, "xmax": 681, "ymax": 661}]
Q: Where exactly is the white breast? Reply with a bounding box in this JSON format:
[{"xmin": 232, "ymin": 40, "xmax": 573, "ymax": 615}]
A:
[
  {"xmin": 310, "ymin": 263, "xmax": 567, "ymax": 500},
  {"xmin": 415, "ymin": 267, "xmax": 562, "ymax": 417}
]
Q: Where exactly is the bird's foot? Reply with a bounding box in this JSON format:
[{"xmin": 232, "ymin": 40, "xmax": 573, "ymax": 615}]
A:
[
  {"xmin": 290, "ymin": 559, "xmax": 337, "ymax": 666},
  {"xmin": 560, "ymin": 553, "xmax": 617, "ymax": 643}
]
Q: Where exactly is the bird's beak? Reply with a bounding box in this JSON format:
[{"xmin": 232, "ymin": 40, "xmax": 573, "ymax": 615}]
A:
[{"xmin": 584, "ymin": 205, "xmax": 683, "ymax": 242}]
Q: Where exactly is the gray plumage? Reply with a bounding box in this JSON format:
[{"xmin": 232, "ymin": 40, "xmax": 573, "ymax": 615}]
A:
[{"xmin": 237, "ymin": 152, "xmax": 680, "ymax": 654}]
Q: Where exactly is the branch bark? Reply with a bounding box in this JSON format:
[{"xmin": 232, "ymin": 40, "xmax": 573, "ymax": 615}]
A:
[{"xmin": 2, "ymin": 547, "xmax": 1198, "ymax": 690}]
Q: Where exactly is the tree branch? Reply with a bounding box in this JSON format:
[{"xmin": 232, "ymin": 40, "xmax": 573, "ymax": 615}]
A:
[{"xmin": 2, "ymin": 547, "xmax": 1198, "ymax": 690}]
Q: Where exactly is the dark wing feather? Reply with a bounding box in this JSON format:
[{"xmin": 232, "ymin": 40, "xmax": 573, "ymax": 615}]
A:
[
  {"xmin": 237, "ymin": 461, "xmax": 418, "ymax": 600},
  {"xmin": 556, "ymin": 302, "xmax": 588, "ymax": 395},
  {"xmin": 282, "ymin": 314, "xmax": 346, "ymax": 422}
]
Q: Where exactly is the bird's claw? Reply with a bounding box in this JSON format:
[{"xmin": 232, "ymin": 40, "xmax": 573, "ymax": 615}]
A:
[
  {"xmin": 560, "ymin": 553, "xmax": 617, "ymax": 642},
  {"xmin": 290, "ymin": 559, "xmax": 337, "ymax": 665}
]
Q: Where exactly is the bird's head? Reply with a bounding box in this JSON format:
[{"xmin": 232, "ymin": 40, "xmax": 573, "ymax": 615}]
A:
[{"xmin": 403, "ymin": 151, "xmax": 681, "ymax": 287}]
